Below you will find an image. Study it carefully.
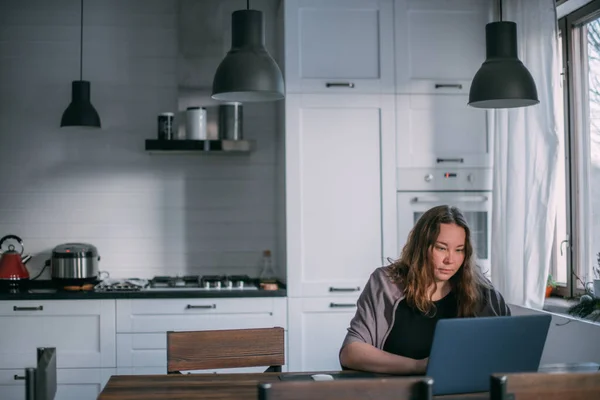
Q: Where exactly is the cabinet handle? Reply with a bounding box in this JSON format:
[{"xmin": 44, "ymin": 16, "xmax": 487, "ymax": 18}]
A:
[
  {"xmin": 186, "ymin": 304, "xmax": 216, "ymax": 309},
  {"xmin": 325, "ymin": 82, "xmax": 355, "ymax": 88},
  {"xmin": 436, "ymin": 158, "xmax": 464, "ymax": 164},
  {"xmin": 329, "ymin": 303, "xmax": 357, "ymax": 308},
  {"xmin": 414, "ymin": 195, "xmax": 488, "ymax": 203},
  {"xmin": 434, "ymin": 83, "xmax": 463, "ymax": 89},
  {"xmin": 13, "ymin": 375, "xmax": 25, "ymax": 380},
  {"xmin": 329, "ymin": 287, "xmax": 360, "ymax": 292},
  {"xmin": 13, "ymin": 306, "xmax": 43, "ymax": 311}
]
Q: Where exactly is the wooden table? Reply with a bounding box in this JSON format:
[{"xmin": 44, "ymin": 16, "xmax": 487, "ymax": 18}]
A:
[{"xmin": 98, "ymin": 371, "xmax": 489, "ymax": 400}]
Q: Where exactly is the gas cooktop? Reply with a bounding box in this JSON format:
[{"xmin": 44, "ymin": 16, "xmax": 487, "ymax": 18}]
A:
[{"xmin": 146, "ymin": 275, "xmax": 259, "ymax": 291}]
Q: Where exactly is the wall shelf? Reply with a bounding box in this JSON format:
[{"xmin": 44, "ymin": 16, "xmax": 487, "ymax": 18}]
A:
[{"xmin": 145, "ymin": 139, "xmax": 254, "ymax": 153}]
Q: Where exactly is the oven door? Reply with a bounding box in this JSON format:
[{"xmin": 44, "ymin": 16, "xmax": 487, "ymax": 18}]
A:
[{"xmin": 396, "ymin": 191, "xmax": 492, "ymax": 276}]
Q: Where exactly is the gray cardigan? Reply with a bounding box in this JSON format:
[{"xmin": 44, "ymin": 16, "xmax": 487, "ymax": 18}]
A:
[{"xmin": 341, "ymin": 266, "xmax": 511, "ymax": 351}]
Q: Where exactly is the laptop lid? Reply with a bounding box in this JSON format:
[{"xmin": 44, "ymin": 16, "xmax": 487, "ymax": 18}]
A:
[{"xmin": 426, "ymin": 314, "xmax": 551, "ymax": 396}]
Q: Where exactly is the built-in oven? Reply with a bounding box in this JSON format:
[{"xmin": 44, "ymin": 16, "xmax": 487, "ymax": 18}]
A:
[{"xmin": 397, "ymin": 168, "xmax": 493, "ymax": 275}]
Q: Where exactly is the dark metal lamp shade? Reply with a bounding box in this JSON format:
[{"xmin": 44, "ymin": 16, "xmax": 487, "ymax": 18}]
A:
[
  {"xmin": 468, "ymin": 21, "xmax": 539, "ymax": 109},
  {"xmin": 60, "ymin": 81, "xmax": 101, "ymax": 128},
  {"xmin": 212, "ymin": 10, "xmax": 284, "ymax": 102}
]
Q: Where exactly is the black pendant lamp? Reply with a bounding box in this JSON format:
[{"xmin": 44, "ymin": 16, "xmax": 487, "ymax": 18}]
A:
[
  {"xmin": 468, "ymin": 0, "xmax": 539, "ymax": 109},
  {"xmin": 211, "ymin": 0, "xmax": 284, "ymax": 102},
  {"xmin": 61, "ymin": 0, "xmax": 101, "ymax": 128}
]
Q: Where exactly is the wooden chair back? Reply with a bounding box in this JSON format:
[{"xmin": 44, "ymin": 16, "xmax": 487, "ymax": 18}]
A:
[
  {"xmin": 491, "ymin": 372, "xmax": 600, "ymax": 400},
  {"xmin": 167, "ymin": 327, "xmax": 284, "ymax": 373},
  {"xmin": 258, "ymin": 377, "xmax": 434, "ymax": 400}
]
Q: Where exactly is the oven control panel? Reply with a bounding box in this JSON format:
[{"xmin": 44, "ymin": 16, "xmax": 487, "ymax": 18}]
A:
[{"xmin": 397, "ymin": 168, "xmax": 492, "ymax": 191}]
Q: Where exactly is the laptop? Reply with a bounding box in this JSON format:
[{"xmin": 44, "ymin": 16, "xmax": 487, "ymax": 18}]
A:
[{"xmin": 426, "ymin": 314, "xmax": 552, "ymax": 395}]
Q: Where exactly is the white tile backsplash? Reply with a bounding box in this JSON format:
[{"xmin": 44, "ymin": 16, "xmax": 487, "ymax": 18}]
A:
[{"xmin": 0, "ymin": 0, "xmax": 284, "ymax": 280}]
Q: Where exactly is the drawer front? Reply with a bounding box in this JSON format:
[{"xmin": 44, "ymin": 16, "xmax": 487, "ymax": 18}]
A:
[
  {"xmin": 296, "ymin": 296, "xmax": 360, "ymax": 312},
  {"xmin": 0, "ymin": 300, "xmax": 110, "ymax": 315},
  {"xmin": 116, "ymin": 298, "xmax": 287, "ymax": 333},
  {"xmin": 0, "ymin": 300, "xmax": 116, "ymax": 369},
  {"xmin": 0, "ymin": 368, "xmax": 115, "ymax": 400}
]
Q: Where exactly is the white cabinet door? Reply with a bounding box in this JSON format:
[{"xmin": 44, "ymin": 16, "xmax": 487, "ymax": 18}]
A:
[
  {"xmin": 0, "ymin": 367, "xmax": 114, "ymax": 400},
  {"xmin": 396, "ymin": 94, "xmax": 492, "ymax": 169},
  {"xmin": 285, "ymin": 0, "xmax": 394, "ymax": 93},
  {"xmin": 395, "ymin": 0, "xmax": 491, "ymax": 94},
  {"xmin": 285, "ymin": 94, "xmax": 397, "ymax": 297},
  {"xmin": 0, "ymin": 300, "xmax": 116, "ymax": 369},
  {"xmin": 287, "ymin": 297, "xmax": 358, "ymax": 372}
]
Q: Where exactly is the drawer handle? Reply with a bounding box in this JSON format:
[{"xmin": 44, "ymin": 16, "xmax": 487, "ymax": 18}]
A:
[
  {"xmin": 14, "ymin": 375, "xmax": 25, "ymax": 380},
  {"xmin": 414, "ymin": 195, "xmax": 488, "ymax": 203},
  {"xmin": 13, "ymin": 306, "xmax": 43, "ymax": 311},
  {"xmin": 434, "ymin": 83, "xmax": 463, "ymax": 89},
  {"xmin": 436, "ymin": 158, "xmax": 464, "ymax": 164},
  {"xmin": 329, "ymin": 303, "xmax": 357, "ymax": 308},
  {"xmin": 325, "ymin": 82, "xmax": 355, "ymax": 88},
  {"xmin": 329, "ymin": 287, "xmax": 360, "ymax": 292},
  {"xmin": 186, "ymin": 304, "xmax": 216, "ymax": 310}
]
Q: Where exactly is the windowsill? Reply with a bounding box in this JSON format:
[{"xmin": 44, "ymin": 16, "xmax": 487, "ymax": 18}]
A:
[{"xmin": 543, "ymin": 296, "xmax": 600, "ymax": 325}]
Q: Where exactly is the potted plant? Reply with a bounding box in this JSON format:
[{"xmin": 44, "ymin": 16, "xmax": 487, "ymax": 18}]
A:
[{"xmin": 546, "ymin": 274, "xmax": 557, "ymax": 298}]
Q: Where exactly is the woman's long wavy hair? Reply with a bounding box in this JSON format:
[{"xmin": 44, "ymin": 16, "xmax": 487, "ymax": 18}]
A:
[{"xmin": 388, "ymin": 205, "xmax": 490, "ymax": 317}]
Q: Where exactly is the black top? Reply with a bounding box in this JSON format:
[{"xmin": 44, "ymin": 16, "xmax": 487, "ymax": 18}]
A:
[{"xmin": 383, "ymin": 291, "xmax": 458, "ymax": 359}]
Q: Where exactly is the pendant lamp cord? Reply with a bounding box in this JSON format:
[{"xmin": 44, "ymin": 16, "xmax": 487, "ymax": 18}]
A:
[
  {"xmin": 80, "ymin": 0, "xmax": 83, "ymax": 80},
  {"xmin": 247, "ymin": 0, "xmax": 250, "ymax": 10},
  {"xmin": 499, "ymin": 0, "xmax": 503, "ymax": 22}
]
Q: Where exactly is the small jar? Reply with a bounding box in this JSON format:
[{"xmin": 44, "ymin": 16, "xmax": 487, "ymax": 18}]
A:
[
  {"xmin": 185, "ymin": 107, "xmax": 207, "ymax": 140},
  {"xmin": 157, "ymin": 112, "xmax": 174, "ymax": 140}
]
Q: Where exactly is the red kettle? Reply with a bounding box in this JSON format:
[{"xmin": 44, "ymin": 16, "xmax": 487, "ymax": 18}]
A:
[{"xmin": 0, "ymin": 235, "xmax": 31, "ymax": 281}]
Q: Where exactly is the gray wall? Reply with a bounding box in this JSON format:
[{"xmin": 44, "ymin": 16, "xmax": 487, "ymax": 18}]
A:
[{"xmin": 0, "ymin": 0, "xmax": 284, "ymax": 279}]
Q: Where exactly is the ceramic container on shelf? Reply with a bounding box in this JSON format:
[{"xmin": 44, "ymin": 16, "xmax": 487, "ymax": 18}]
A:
[{"xmin": 185, "ymin": 107, "xmax": 207, "ymax": 140}]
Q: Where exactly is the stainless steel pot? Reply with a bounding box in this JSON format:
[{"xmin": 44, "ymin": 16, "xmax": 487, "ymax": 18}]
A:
[
  {"xmin": 218, "ymin": 103, "xmax": 243, "ymax": 140},
  {"xmin": 49, "ymin": 243, "xmax": 102, "ymax": 280}
]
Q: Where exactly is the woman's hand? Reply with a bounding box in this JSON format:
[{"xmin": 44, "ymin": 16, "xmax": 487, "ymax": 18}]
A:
[{"xmin": 415, "ymin": 357, "xmax": 429, "ymax": 374}]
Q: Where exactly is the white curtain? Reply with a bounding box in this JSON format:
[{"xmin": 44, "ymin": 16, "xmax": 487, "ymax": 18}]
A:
[{"xmin": 491, "ymin": 0, "xmax": 561, "ymax": 309}]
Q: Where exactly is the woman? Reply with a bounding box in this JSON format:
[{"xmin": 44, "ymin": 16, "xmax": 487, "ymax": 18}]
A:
[{"xmin": 339, "ymin": 205, "xmax": 510, "ymax": 375}]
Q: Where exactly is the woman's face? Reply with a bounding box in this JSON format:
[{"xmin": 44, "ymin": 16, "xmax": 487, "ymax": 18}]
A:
[{"xmin": 430, "ymin": 222, "xmax": 466, "ymax": 282}]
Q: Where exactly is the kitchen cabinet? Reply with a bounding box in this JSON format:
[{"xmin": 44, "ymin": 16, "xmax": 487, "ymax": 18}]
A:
[
  {"xmin": 285, "ymin": 94, "xmax": 397, "ymax": 297},
  {"xmin": 0, "ymin": 296, "xmax": 289, "ymax": 400},
  {"xmin": 0, "ymin": 368, "xmax": 114, "ymax": 400},
  {"xmin": 284, "ymin": 0, "xmax": 394, "ymax": 94},
  {"xmin": 0, "ymin": 300, "xmax": 116, "ymax": 369},
  {"xmin": 395, "ymin": 94, "xmax": 492, "ymax": 169},
  {"xmin": 0, "ymin": 299, "xmax": 116, "ymax": 400},
  {"xmin": 287, "ymin": 297, "xmax": 358, "ymax": 372},
  {"xmin": 394, "ymin": 0, "xmax": 492, "ymax": 94},
  {"xmin": 115, "ymin": 298, "xmax": 288, "ymax": 373}
]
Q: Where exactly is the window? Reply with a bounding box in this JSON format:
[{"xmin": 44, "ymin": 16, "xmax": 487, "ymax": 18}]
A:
[
  {"xmin": 557, "ymin": 1, "xmax": 600, "ymax": 297},
  {"xmin": 552, "ymin": 25, "xmax": 569, "ymax": 286}
]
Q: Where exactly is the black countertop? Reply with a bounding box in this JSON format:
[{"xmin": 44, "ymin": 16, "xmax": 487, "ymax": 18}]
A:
[{"xmin": 0, "ymin": 280, "xmax": 287, "ymax": 300}]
